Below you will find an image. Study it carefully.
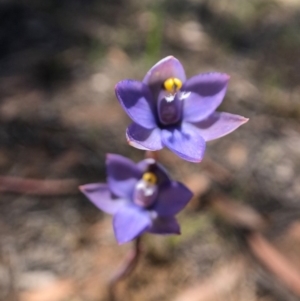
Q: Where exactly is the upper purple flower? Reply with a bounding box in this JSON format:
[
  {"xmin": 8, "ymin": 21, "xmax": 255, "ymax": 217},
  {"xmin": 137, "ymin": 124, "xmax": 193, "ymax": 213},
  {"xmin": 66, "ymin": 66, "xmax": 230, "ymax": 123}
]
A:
[
  {"xmin": 79, "ymin": 154, "xmax": 193, "ymax": 244},
  {"xmin": 115, "ymin": 56, "xmax": 248, "ymax": 162}
]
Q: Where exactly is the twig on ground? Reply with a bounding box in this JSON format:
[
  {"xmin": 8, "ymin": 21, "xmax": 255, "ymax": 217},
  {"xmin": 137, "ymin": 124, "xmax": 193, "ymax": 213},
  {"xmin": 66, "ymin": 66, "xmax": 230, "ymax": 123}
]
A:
[
  {"xmin": 0, "ymin": 176, "xmax": 79, "ymax": 196},
  {"xmin": 206, "ymin": 195, "xmax": 300, "ymax": 298},
  {"xmin": 247, "ymin": 232, "xmax": 300, "ymax": 298},
  {"xmin": 210, "ymin": 196, "xmax": 268, "ymax": 231}
]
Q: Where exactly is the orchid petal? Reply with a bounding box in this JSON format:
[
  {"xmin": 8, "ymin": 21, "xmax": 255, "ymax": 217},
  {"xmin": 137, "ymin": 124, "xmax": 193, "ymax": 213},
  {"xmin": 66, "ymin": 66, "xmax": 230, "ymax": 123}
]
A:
[
  {"xmin": 113, "ymin": 205, "xmax": 151, "ymax": 244},
  {"xmin": 106, "ymin": 154, "xmax": 143, "ymax": 198},
  {"xmin": 115, "ymin": 80, "xmax": 156, "ymax": 129},
  {"xmin": 182, "ymin": 73, "xmax": 230, "ymax": 122},
  {"xmin": 161, "ymin": 123, "xmax": 206, "ymax": 163},
  {"xmin": 191, "ymin": 112, "xmax": 249, "ymax": 141},
  {"xmin": 79, "ymin": 183, "xmax": 126, "ymax": 215},
  {"xmin": 153, "ymin": 181, "xmax": 193, "ymax": 216},
  {"xmin": 148, "ymin": 216, "xmax": 180, "ymax": 234},
  {"xmin": 143, "ymin": 56, "xmax": 186, "ymax": 98},
  {"xmin": 126, "ymin": 123, "xmax": 163, "ymax": 151}
]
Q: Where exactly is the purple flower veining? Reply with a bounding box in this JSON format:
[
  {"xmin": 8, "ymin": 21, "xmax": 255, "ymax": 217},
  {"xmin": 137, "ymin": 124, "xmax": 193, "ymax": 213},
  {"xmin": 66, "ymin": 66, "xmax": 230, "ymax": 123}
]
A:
[
  {"xmin": 115, "ymin": 56, "xmax": 248, "ymax": 162},
  {"xmin": 79, "ymin": 154, "xmax": 193, "ymax": 244}
]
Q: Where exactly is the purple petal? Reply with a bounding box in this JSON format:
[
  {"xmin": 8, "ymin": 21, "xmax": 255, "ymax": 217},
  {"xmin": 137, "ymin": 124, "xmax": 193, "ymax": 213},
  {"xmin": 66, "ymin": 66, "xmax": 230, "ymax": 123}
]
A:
[
  {"xmin": 161, "ymin": 123, "xmax": 206, "ymax": 162},
  {"xmin": 115, "ymin": 80, "xmax": 156, "ymax": 129},
  {"xmin": 143, "ymin": 56, "xmax": 186, "ymax": 98},
  {"xmin": 148, "ymin": 216, "xmax": 180, "ymax": 235},
  {"xmin": 136, "ymin": 158, "xmax": 156, "ymax": 171},
  {"xmin": 126, "ymin": 123, "xmax": 163, "ymax": 151},
  {"xmin": 153, "ymin": 181, "xmax": 193, "ymax": 216},
  {"xmin": 113, "ymin": 205, "xmax": 151, "ymax": 244},
  {"xmin": 182, "ymin": 73, "xmax": 230, "ymax": 122},
  {"xmin": 106, "ymin": 154, "xmax": 143, "ymax": 198},
  {"xmin": 79, "ymin": 183, "xmax": 126, "ymax": 215},
  {"xmin": 191, "ymin": 112, "xmax": 249, "ymax": 141}
]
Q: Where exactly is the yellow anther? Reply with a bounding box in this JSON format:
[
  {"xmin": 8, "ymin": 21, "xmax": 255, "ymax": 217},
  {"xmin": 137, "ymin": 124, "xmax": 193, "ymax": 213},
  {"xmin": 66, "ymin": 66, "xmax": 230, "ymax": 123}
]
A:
[
  {"xmin": 163, "ymin": 78, "xmax": 182, "ymax": 93},
  {"xmin": 142, "ymin": 172, "xmax": 157, "ymax": 185}
]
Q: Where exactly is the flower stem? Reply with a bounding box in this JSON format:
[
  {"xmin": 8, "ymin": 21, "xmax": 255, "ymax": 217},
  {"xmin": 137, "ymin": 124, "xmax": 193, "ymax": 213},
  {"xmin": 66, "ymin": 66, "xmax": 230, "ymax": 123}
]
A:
[
  {"xmin": 108, "ymin": 237, "xmax": 142, "ymax": 301},
  {"xmin": 145, "ymin": 150, "xmax": 158, "ymax": 160}
]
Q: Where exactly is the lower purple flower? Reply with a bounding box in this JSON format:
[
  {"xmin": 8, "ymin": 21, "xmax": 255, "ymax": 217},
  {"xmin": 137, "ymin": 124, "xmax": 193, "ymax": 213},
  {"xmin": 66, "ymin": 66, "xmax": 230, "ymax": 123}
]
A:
[{"xmin": 79, "ymin": 154, "xmax": 193, "ymax": 244}]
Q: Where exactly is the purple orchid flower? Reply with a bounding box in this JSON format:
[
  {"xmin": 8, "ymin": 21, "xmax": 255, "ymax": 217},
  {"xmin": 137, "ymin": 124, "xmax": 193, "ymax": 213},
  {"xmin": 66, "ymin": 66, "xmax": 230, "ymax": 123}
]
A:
[
  {"xmin": 115, "ymin": 56, "xmax": 248, "ymax": 162},
  {"xmin": 79, "ymin": 154, "xmax": 193, "ymax": 244}
]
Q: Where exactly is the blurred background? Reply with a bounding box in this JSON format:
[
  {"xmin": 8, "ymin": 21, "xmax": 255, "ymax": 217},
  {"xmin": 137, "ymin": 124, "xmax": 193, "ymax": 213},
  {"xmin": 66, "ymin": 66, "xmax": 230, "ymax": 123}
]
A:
[{"xmin": 0, "ymin": 0, "xmax": 300, "ymax": 300}]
